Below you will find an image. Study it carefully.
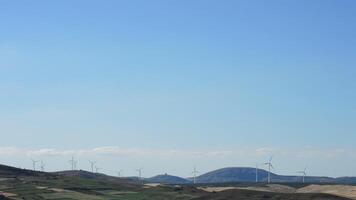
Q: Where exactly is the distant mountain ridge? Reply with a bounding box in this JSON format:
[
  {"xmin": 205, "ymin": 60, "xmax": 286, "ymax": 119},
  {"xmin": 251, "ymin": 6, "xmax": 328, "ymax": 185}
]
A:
[
  {"xmin": 195, "ymin": 167, "xmax": 272, "ymax": 183},
  {"xmin": 194, "ymin": 167, "xmax": 356, "ymax": 184},
  {"xmin": 0, "ymin": 164, "xmax": 45, "ymax": 177},
  {"xmin": 146, "ymin": 173, "xmax": 191, "ymax": 184},
  {"xmin": 54, "ymin": 170, "xmax": 139, "ymax": 186},
  {"xmin": 0, "ymin": 164, "xmax": 355, "ymax": 185},
  {"xmin": 141, "ymin": 167, "xmax": 356, "ymax": 185}
]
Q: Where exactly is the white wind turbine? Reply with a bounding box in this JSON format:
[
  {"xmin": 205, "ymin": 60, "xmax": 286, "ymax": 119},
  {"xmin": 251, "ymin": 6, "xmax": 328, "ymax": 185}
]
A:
[
  {"xmin": 264, "ymin": 156, "xmax": 274, "ymax": 183},
  {"xmin": 191, "ymin": 166, "xmax": 200, "ymax": 184},
  {"xmin": 297, "ymin": 167, "xmax": 307, "ymax": 183},
  {"xmin": 40, "ymin": 160, "xmax": 45, "ymax": 172},
  {"xmin": 117, "ymin": 170, "xmax": 123, "ymax": 177},
  {"xmin": 95, "ymin": 166, "xmax": 101, "ymax": 173},
  {"xmin": 31, "ymin": 159, "xmax": 39, "ymax": 171},
  {"xmin": 69, "ymin": 156, "xmax": 76, "ymax": 170},
  {"xmin": 136, "ymin": 168, "xmax": 143, "ymax": 184},
  {"xmin": 255, "ymin": 163, "xmax": 263, "ymax": 183},
  {"xmin": 89, "ymin": 160, "xmax": 96, "ymax": 173},
  {"xmin": 74, "ymin": 160, "xmax": 78, "ymax": 170}
]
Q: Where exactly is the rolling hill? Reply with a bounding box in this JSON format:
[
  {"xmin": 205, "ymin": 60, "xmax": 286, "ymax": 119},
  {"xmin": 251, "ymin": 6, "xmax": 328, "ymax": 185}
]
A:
[
  {"xmin": 146, "ymin": 173, "xmax": 191, "ymax": 184},
  {"xmin": 195, "ymin": 167, "xmax": 272, "ymax": 183},
  {"xmin": 0, "ymin": 164, "xmax": 42, "ymax": 177},
  {"xmin": 0, "ymin": 164, "xmax": 355, "ymax": 199},
  {"xmin": 54, "ymin": 170, "xmax": 139, "ymax": 186},
  {"xmin": 195, "ymin": 188, "xmax": 352, "ymax": 200},
  {"xmin": 194, "ymin": 167, "xmax": 356, "ymax": 184}
]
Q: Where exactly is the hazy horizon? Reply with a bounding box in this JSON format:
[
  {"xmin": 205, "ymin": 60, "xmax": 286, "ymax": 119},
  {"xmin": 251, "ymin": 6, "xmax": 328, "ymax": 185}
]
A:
[{"xmin": 1, "ymin": 1, "xmax": 356, "ymax": 178}]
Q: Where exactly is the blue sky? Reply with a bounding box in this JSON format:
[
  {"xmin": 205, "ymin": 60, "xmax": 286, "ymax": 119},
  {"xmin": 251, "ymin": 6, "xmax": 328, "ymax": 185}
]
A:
[{"xmin": 0, "ymin": 0, "xmax": 356, "ymax": 177}]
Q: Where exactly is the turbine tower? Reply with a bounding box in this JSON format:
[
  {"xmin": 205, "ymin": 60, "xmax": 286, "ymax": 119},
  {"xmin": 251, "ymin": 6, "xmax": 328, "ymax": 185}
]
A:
[
  {"xmin": 264, "ymin": 156, "xmax": 274, "ymax": 183},
  {"xmin": 31, "ymin": 159, "xmax": 39, "ymax": 171},
  {"xmin": 69, "ymin": 156, "xmax": 76, "ymax": 170},
  {"xmin": 191, "ymin": 166, "xmax": 200, "ymax": 184},
  {"xmin": 117, "ymin": 170, "xmax": 123, "ymax": 177},
  {"xmin": 255, "ymin": 163, "xmax": 261, "ymax": 183},
  {"xmin": 136, "ymin": 168, "xmax": 143, "ymax": 184},
  {"xmin": 74, "ymin": 160, "xmax": 78, "ymax": 170},
  {"xmin": 89, "ymin": 160, "xmax": 96, "ymax": 173},
  {"xmin": 95, "ymin": 166, "xmax": 101, "ymax": 173},
  {"xmin": 297, "ymin": 167, "xmax": 307, "ymax": 183},
  {"xmin": 40, "ymin": 160, "xmax": 45, "ymax": 172}
]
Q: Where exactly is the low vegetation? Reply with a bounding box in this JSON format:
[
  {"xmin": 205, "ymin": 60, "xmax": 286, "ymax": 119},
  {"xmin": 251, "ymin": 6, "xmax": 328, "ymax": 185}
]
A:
[{"xmin": 0, "ymin": 165, "xmax": 354, "ymax": 200}]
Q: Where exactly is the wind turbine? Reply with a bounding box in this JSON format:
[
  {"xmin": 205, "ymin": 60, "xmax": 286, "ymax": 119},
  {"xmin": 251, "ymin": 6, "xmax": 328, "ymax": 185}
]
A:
[
  {"xmin": 264, "ymin": 156, "xmax": 274, "ymax": 183},
  {"xmin": 191, "ymin": 166, "xmax": 200, "ymax": 184},
  {"xmin": 74, "ymin": 160, "xmax": 78, "ymax": 170},
  {"xmin": 136, "ymin": 168, "xmax": 143, "ymax": 184},
  {"xmin": 69, "ymin": 156, "xmax": 76, "ymax": 170},
  {"xmin": 255, "ymin": 163, "xmax": 262, "ymax": 183},
  {"xmin": 40, "ymin": 160, "xmax": 45, "ymax": 172},
  {"xmin": 297, "ymin": 167, "xmax": 307, "ymax": 183},
  {"xmin": 89, "ymin": 160, "xmax": 96, "ymax": 173},
  {"xmin": 31, "ymin": 159, "xmax": 39, "ymax": 171},
  {"xmin": 117, "ymin": 170, "xmax": 123, "ymax": 177},
  {"xmin": 95, "ymin": 166, "xmax": 101, "ymax": 173}
]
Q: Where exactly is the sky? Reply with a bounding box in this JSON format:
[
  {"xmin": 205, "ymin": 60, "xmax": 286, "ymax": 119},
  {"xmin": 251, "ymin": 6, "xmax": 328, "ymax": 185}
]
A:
[{"xmin": 0, "ymin": 0, "xmax": 356, "ymax": 178}]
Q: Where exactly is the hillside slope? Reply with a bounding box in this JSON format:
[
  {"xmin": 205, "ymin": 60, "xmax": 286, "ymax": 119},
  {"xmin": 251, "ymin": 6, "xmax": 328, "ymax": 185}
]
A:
[
  {"xmin": 0, "ymin": 164, "xmax": 47, "ymax": 177},
  {"xmin": 147, "ymin": 174, "xmax": 191, "ymax": 184},
  {"xmin": 54, "ymin": 170, "xmax": 139, "ymax": 186},
  {"xmin": 195, "ymin": 167, "xmax": 356, "ymax": 184},
  {"xmin": 196, "ymin": 167, "xmax": 273, "ymax": 183}
]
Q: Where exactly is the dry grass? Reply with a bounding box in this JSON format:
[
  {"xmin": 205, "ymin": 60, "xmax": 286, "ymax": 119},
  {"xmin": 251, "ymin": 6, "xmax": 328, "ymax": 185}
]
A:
[
  {"xmin": 198, "ymin": 186, "xmax": 236, "ymax": 192},
  {"xmin": 200, "ymin": 184, "xmax": 356, "ymax": 200},
  {"xmin": 297, "ymin": 185, "xmax": 356, "ymax": 200},
  {"xmin": 199, "ymin": 184, "xmax": 296, "ymax": 193}
]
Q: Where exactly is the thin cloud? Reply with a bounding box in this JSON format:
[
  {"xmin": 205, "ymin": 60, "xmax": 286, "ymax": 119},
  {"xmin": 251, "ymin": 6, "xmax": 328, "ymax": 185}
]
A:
[
  {"xmin": 0, "ymin": 146, "xmax": 354, "ymax": 159},
  {"xmin": 0, "ymin": 147, "xmax": 24, "ymax": 156}
]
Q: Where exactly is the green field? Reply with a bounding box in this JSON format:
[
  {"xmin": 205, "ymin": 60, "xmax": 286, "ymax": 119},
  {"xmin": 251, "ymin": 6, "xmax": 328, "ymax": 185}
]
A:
[{"xmin": 0, "ymin": 173, "xmax": 201, "ymax": 200}]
